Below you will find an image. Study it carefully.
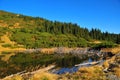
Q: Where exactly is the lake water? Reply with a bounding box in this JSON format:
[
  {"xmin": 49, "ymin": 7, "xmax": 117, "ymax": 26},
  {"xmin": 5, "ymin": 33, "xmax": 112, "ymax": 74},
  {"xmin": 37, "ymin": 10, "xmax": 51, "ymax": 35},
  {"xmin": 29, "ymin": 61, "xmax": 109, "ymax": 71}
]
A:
[
  {"xmin": 53, "ymin": 66, "xmax": 79, "ymax": 74},
  {"xmin": 52, "ymin": 58, "xmax": 94, "ymax": 74}
]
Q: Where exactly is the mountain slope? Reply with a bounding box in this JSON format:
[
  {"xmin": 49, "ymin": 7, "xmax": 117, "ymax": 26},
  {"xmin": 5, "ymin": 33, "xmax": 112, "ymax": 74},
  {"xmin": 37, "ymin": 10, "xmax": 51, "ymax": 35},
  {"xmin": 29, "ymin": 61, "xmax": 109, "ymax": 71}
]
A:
[
  {"xmin": 0, "ymin": 10, "xmax": 120, "ymax": 80},
  {"xmin": 0, "ymin": 10, "xmax": 120, "ymax": 48}
]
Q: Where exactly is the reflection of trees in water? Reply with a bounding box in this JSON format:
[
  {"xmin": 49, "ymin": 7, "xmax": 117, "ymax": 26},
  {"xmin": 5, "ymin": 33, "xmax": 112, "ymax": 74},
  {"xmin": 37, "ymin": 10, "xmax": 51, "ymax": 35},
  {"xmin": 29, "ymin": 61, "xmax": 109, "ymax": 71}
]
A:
[
  {"xmin": 0, "ymin": 49, "xmax": 107, "ymax": 78},
  {"xmin": 56, "ymin": 55, "xmax": 88, "ymax": 67}
]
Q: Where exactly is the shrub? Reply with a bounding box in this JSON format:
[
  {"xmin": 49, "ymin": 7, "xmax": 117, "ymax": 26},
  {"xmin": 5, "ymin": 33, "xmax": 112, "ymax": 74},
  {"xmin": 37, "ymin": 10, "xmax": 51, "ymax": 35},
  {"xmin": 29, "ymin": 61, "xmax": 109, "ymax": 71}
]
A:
[
  {"xmin": 2, "ymin": 44, "xmax": 12, "ymax": 48},
  {"xmin": 1, "ymin": 51, "xmax": 11, "ymax": 54},
  {"xmin": 92, "ymin": 42, "xmax": 117, "ymax": 50}
]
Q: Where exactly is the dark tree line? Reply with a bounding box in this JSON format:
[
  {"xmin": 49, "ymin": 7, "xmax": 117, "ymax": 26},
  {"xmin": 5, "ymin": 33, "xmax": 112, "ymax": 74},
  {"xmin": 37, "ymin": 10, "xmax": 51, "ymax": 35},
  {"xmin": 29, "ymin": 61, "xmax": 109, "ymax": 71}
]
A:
[
  {"xmin": 89, "ymin": 28, "xmax": 120, "ymax": 43},
  {"xmin": 31, "ymin": 18, "xmax": 120, "ymax": 44}
]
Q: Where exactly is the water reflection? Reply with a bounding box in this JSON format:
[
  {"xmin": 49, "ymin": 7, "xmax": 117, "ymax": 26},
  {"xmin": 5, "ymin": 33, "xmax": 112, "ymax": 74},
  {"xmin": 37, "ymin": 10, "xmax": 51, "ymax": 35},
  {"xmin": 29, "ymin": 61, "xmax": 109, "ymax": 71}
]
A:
[
  {"xmin": 53, "ymin": 67, "xmax": 78, "ymax": 74},
  {"xmin": 53, "ymin": 58, "xmax": 93, "ymax": 74},
  {"xmin": 88, "ymin": 58, "xmax": 93, "ymax": 62}
]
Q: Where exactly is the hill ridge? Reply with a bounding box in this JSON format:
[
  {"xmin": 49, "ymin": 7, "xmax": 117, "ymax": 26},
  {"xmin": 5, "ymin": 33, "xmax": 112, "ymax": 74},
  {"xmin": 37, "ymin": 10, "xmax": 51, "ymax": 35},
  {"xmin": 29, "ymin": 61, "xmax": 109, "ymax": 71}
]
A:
[{"xmin": 0, "ymin": 10, "xmax": 120, "ymax": 48}]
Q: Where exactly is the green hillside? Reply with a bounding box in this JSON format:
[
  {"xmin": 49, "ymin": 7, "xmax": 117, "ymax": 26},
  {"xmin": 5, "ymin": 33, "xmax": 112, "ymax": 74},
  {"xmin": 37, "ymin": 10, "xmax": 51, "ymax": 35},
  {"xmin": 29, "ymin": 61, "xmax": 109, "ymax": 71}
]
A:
[
  {"xmin": 0, "ymin": 10, "xmax": 120, "ymax": 80},
  {"xmin": 0, "ymin": 10, "xmax": 120, "ymax": 48}
]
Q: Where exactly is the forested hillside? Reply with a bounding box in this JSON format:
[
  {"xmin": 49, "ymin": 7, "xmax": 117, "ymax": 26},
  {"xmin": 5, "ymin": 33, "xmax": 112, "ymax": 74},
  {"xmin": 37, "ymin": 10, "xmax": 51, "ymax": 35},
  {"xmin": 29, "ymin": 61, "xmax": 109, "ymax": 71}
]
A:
[
  {"xmin": 0, "ymin": 10, "xmax": 120, "ymax": 80},
  {"xmin": 0, "ymin": 10, "xmax": 120, "ymax": 48}
]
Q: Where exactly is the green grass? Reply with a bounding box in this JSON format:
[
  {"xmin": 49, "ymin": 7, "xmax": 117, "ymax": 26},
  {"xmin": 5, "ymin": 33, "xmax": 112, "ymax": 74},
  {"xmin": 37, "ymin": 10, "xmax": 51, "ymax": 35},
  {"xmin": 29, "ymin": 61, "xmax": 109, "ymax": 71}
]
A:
[{"xmin": 2, "ymin": 44, "xmax": 12, "ymax": 47}]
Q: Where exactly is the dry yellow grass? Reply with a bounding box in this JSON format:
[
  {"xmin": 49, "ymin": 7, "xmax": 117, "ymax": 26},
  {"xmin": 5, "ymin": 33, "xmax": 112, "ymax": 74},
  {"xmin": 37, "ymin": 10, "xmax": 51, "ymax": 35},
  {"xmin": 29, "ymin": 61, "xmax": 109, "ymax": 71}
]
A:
[
  {"xmin": 101, "ymin": 47, "xmax": 120, "ymax": 54},
  {"xmin": 40, "ymin": 47, "xmax": 86, "ymax": 54},
  {"xmin": 3, "ymin": 72, "xmax": 58, "ymax": 80},
  {"xmin": 77, "ymin": 66, "xmax": 106, "ymax": 80},
  {"xmin": 0, "ymin": 34, "xmax": 26, "ymax": 55},
  {"xmin": 1, "ymin": 52, "xmax": 15, "ymax": 61},
  {"xmin": 103, "ymin": 53, "xmax": 120, "ymax": 78},
  {"xmin": 103, "ymin": 60, "xmax": 110, "ymax": 69},
  {"xmin": 111, "ymin": 47, "xmax": 120, "ymax": 54},
  {"xmin": 78, "ymin": 66, "xmax": 104, "ymax": 75},
  {"xmin": 103, "ymin": 56, "xmax": 116, "ymax": 68},
  {"xmin": 30, "ymin": 72, "xmax": 58, "ymax": 80},
  {"xmin": 113, "ymin": 68, "xmax": 120, "ymax": 77},
  {"xmin": 0, "ymin": 34, "xmax": 15, "ymax": 44},
  {"xmin": 89, "ymin": 40, "xmax": 102, "ymax": 44},
  {"xmin": 3, "ymin": 75, "xmax": 23, "ymax": 80},
  {"xmin": 40, "ymin": 48, "xmax": 57, "ymax": 54},
  {"xmin": 61, "ymin": 66, "xmax": 106, "ymax": 80},
  {"xmin": 0, "ymin": 47, "xmax": 26, "ymax": 54},
  {"xmin": 93, "ymin": 40, "xmax": 102, "ymax": 44}
]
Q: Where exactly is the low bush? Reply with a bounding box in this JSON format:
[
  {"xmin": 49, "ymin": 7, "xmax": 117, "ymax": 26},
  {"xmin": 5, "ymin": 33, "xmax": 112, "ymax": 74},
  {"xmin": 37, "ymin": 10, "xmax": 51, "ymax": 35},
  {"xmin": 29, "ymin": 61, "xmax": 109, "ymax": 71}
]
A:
[
  {"xmin": 2, "ymin": 44, "xmax": 12, "ymax": 48},
  {"xmin": 92, "ymin": 42, "xmax": 117, "ymax": 50}
]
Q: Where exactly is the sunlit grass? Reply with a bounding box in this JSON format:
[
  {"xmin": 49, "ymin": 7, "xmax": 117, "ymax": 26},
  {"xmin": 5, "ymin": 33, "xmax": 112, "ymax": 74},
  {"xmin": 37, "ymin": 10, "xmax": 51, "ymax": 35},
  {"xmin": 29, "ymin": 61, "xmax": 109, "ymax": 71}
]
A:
[{"xmin": 30, "ymin": 72, "xmax": 58, "ymax": 80}]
